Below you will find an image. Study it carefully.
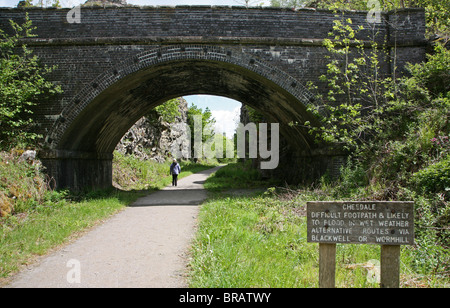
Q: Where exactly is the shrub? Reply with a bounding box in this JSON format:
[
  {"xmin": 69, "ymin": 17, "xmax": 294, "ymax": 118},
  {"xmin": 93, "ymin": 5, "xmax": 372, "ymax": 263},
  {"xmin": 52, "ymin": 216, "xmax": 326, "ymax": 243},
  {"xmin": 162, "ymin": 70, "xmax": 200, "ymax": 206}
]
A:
[
  {"xmin": 0, "ymin": 14, "xmax": 62, "ymax": 149},
  {"xmin": 411, "ymin": 155, "xmax": 450, "ymax": 195},
  {"xmin": 334, "ymin": 159, "xmax": 368, "ymax": 197}
]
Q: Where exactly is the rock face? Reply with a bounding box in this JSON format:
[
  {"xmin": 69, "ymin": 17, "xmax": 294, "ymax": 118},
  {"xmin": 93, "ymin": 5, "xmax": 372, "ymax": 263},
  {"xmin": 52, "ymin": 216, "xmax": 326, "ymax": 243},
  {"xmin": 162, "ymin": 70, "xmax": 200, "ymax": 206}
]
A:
[{"xmin": 115, "ymin": 98, "xmax": 189, "ymax": 163}]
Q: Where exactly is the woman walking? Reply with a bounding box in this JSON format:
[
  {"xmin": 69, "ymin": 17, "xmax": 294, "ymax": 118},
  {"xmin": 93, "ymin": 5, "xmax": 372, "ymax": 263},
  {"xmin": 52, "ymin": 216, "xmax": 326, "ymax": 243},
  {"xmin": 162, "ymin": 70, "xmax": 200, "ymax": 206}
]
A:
[{"xmin": 169, "ymin": 159, "xmax": 181, "ymax": 186}]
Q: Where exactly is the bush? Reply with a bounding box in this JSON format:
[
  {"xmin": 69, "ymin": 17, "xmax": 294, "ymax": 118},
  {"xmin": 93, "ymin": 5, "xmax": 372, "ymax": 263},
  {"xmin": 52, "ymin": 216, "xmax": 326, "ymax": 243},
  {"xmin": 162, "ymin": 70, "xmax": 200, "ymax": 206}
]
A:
[
  {"xmin": 112, "ymin": 151, "xmax": 170, "ymax": 190},
  {"xmin": 0, "ymin": 14, "xmax": 62, "ymax": 149},
  {"xmin": 335, "ymin": 159, "xmax": 368, "ymax": 196},
  {"xmin": 411, "ymin": 155, "xmax": 450, "ymax": 195}
]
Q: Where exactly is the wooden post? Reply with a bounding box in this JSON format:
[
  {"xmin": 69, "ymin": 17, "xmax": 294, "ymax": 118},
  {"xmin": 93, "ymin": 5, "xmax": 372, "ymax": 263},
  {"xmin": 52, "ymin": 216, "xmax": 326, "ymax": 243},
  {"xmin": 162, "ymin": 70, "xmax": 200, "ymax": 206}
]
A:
[
  {"xmin": 380, "ymin": 245, "xmax": 401, "ymax": 288},
  {"xmin": 319, "ymin": 243, "xmax": 336, "ymax": 288}
]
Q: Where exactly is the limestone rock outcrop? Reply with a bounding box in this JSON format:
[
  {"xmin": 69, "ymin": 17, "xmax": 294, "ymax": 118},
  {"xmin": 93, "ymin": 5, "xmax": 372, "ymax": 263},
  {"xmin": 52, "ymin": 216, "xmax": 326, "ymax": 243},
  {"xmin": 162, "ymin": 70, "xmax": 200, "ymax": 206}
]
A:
[{"xmin": 115, "ymin": 98, "xmax": 189, "ymax": 162}]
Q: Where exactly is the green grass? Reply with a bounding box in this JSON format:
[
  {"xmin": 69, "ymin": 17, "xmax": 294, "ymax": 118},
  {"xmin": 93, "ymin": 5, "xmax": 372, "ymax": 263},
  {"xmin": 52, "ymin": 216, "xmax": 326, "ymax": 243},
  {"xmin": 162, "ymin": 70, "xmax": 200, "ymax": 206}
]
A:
[
  {"xmin": 0, "ymin": 188, "xmax": 142, "ymax": 281},
  {"xmin": 0, "ymin": 151, "xmax": 217, "ymax": 282},
  {"xmin": 189, "ymin": 194, "xmax": 381, "ymax": 288},
  {"xmin": 203, "ymin": 160, "xmax": 280, "ymax": 191},
  {"xmin": 1, "ymin": 151, "xmax": 447, "ymax": 287},
  {"xmin": 188, "ymin": 162, "xmax": 450, "ymax": 288},
  {"xmin": 189, "ymin": 191, "xmax": 449, "ymax": 288},
  {"xmin": 113, "ymin": 151, "xmax": 217, "ymax": 191}
]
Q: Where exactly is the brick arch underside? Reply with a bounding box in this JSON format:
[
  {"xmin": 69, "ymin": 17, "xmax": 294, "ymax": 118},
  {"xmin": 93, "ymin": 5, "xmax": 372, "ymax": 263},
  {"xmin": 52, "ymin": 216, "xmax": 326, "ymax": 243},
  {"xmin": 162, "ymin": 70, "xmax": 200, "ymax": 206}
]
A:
[{"xmin": 52, "ymin": 46, "xmax": 319, "ymax": 156}]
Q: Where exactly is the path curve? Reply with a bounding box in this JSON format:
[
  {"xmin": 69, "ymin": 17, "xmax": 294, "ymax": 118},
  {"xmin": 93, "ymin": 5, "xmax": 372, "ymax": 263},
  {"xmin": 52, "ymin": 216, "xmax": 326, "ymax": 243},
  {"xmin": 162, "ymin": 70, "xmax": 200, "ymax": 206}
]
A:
[{"xmin": 5, "ymin": 166, "xmax": 221, "ymax": 288}]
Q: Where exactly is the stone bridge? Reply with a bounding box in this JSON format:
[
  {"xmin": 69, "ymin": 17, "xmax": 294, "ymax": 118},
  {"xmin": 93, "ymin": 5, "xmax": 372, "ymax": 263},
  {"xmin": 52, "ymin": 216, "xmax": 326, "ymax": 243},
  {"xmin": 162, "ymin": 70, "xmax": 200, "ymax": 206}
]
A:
[{"xmin": 0, "ymin": 6, "xmax": 426, "ymax": 190}]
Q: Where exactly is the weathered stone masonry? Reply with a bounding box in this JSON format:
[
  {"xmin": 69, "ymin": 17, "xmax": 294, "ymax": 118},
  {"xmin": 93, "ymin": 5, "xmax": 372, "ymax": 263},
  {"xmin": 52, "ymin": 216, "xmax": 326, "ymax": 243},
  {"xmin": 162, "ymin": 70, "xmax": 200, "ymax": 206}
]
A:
[{"xmin": 0, "ymin": 6, "xmax": 427, "ymax": 190}]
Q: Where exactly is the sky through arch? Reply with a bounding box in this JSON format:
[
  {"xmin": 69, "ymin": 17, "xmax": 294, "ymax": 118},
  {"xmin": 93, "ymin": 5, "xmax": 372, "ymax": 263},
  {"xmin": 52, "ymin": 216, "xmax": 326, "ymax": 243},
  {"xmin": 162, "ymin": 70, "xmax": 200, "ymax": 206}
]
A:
[{"xmin": 184, "ymin": 95, "xmax": 241, "ymax": 139}]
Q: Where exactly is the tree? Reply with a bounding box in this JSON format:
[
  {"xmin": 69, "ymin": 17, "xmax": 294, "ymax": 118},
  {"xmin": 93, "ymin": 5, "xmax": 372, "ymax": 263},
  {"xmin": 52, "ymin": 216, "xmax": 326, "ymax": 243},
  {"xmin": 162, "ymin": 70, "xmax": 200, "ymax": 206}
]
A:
[
  {"xmin": 187, "ymin": 104, "xmax": 216, "ymax": 159},
  {"xmin": 303, "ymin": 18, "xmax": 389, "ymax": 149},
  {"xmin": 0, "ymin": 13, "xmax": 62, "ymax": 149},
  {"xmin": 153, "ymin": 98, "xmax": 181, "ymax": 123}
]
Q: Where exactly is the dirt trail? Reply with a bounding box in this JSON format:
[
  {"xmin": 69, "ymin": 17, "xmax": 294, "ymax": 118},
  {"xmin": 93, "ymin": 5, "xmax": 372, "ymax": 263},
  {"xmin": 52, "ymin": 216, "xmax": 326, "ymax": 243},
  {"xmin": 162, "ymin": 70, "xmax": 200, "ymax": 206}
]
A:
[{"xmin": 4, "ymin": 166, "xmax": 222, "ymax": 288}]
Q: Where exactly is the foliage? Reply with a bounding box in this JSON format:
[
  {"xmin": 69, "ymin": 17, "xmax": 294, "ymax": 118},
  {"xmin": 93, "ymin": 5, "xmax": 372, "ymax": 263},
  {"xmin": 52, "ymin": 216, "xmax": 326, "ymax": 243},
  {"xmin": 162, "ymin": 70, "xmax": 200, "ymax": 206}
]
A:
[
  {"xmin": 204, "ymin": 160, "xmax": 275, "ymax": 191},
  {"xmin": 333, "ymin": 158, "xmax": 369, "ymax": 197},
  {"xmin": 0, "ymin": 150, "xmax": 217, "ymax": 279},
  {"xmin": 0, "ymin": 150, "xmax": 49, "ymax": 217},
  {"xmin": 313, "ymin": 41, "xmax": 450, "ymax": 261},
  {"xmin": 20, "ymin": 0, "xmax": 61, "ymax": 8},
  {"xmin": 152, "ymin": 98, "xmax": 182, "ymax": 123},
  {"xmin": 112, "ymin": 150, "xmax": 217, "ymax": 191},
  {"xmin": 0, "ymin": 14, "xmax": 62, "ymax": 149},
  {"xmin": 113, "ymin": 151, "xmax": 170, "ymax": 191},
  {"xmin": 304, "ymin": 17, "xmax": 449, "ymax": 190},
  {"xmin": 296, "ymin": 7, "xmax": 450, "ymax": 281},
  {"xmin": 187, "ymin": 104, "xmax": 216, "ymax": 140},
  {"xmin": 410, "ymin": 154, "xmax": 450, "ymax": 195},
  {"xmin": 365, "ymin": 44, "xmax": 450, "ymax": 183},
  {"xmin": 189, "ymin": 195, "xmax": 314, "ymax": 287},
  {"xmin": 214, "ymin": 133, "xmax": 237, "ymax": 164},
  {"xmin": 406, "ymin": 43, "xmax": 450, "ymax": 97},
  {"xmin": 0, "ymin": 185, "xmax": 138, "ymax": 279},
  {"xmin": 410, "ymin": 0, "xmax": 450, "ymax": 41},
  {"xmin": 305, "ymin": 18, "xmax": 387, "ymax": 149},
  {"xmin": 306, "ymin": 0, "xmax": 368, "ymax": 10},
  {"xmin": 186, "ymin": 104, "xmax": 216, "ymax": 158},
  {"xmin": 244, "ymin": 105, "xmax": 265, "ymax": 124}
]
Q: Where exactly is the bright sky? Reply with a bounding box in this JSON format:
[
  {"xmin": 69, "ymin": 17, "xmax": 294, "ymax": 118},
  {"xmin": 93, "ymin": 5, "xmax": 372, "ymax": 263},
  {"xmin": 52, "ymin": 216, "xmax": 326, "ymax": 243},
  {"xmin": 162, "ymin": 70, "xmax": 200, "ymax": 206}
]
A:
[{"xmin": 184, "ymin": 95, "xmax": 241, "ymax": 139}]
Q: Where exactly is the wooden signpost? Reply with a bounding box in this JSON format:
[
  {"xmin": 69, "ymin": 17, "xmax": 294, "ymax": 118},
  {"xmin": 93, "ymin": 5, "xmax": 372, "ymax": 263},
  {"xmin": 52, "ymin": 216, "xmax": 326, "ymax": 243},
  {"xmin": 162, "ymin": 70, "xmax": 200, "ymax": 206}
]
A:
[{"xmin": 307, "ymin": 201, "xmax": 414, "ymax": 288}]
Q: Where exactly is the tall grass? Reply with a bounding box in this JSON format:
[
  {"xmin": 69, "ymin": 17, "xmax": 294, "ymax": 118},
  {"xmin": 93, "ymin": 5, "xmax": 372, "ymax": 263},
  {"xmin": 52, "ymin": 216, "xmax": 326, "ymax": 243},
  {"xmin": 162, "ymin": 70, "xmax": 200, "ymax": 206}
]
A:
[
  {"xmin": 189, "ymin": 193, "xmax": 391, "ymax": 288},
  {"xmin": 189, "ymin": 195, "xmax": 312, "ymax": 287}
]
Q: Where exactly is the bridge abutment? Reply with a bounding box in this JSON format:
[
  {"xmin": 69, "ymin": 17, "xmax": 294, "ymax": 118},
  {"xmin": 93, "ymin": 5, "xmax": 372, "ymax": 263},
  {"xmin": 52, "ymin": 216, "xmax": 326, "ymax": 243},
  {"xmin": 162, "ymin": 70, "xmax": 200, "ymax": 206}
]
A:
[
  {"xmin": 39, "ymin": 150, "xmax": 113, "ymax": 191},
  {"xmin": 265, "ymin": 146, "xmax": 349, "ymax": 184},
  {"xmin": 296, "ymin": 152, "xmax": 348, "ymax": 183}
]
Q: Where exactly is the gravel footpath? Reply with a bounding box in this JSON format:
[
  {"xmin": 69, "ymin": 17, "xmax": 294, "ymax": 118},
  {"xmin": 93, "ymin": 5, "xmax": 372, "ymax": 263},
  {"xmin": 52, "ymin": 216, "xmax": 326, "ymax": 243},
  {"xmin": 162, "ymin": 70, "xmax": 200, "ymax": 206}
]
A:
[{"xmin": 4, "ymin": 166, "xmax": 221, "ymax": 288}]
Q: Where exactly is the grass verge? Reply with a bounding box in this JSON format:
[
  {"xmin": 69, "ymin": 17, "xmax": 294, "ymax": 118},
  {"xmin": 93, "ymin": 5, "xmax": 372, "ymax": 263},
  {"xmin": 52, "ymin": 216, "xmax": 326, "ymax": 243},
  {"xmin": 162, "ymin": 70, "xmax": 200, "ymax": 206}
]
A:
[
  {"xmin": 0, "ymin": 150, "xmax": 216, "ymax": 282},
  {"xmin": 0, "ymin": 189, "xmax": 141, "ymax": 282},
  {"xmin": 188, "ymin": 163, "xmax": 449, "ymax": 288},
  {"xmin": 203, "ymin": 160, "xmax": 280, "ymax": 191}
]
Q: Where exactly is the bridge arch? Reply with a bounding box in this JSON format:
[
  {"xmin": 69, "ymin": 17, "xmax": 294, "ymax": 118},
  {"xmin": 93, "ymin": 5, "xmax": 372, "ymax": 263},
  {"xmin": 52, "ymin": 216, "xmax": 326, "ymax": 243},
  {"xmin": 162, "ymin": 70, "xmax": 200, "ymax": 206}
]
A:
[
  {"xmin": 41, "ymin": 45, "xmax": 330, "ymax": 189},
  {"xmin": 41, "ymin": 45, "xmax": 328, "ymax": 190},
  {"xmin": 41, "ymin": 45, "xmax": 326, "ymax": 189},
  {"xmin": 48, "ymin": 45, "xmax": 318, "ymax": 154}
]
